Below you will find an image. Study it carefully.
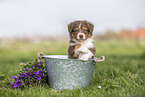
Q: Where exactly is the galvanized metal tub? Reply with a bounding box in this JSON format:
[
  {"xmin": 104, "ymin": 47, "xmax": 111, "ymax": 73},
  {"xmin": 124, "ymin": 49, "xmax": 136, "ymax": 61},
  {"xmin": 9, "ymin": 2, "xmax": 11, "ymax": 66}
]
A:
[{"xmin": 43, "ymin": 55, "xmax": 104, "ymax": 90}]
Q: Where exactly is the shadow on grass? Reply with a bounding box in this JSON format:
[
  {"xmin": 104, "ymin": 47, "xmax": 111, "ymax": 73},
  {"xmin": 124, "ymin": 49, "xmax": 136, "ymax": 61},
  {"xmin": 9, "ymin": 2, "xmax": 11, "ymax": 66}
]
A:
[
  {"xmin": 105, "ymin": 53, "xmax": 145, "ymax": 61},
  {"xmin": 140, "ymin": 52, "xmax": 145, "ymax": 59}
]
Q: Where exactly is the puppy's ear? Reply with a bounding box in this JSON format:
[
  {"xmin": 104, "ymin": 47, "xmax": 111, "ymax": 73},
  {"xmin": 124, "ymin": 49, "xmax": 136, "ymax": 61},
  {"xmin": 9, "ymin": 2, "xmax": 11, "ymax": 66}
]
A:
[
  {"xmin": 68, "ymin": 22, "xmax": 74, "ymax": 34},
  {"xmin": 86, "ymin": 22, "xmax": 94, "ymax": 35}
]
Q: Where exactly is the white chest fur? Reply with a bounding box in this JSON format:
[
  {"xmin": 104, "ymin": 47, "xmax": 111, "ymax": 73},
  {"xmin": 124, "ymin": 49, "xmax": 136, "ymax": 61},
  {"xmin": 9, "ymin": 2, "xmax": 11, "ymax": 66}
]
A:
[
  {"xmin": 79, "ymin": 38, "xmax": 94, "ymax": 49},
  {"xmin": 74, "ymin": 38, "xmax": 95, "ymax": 61}
]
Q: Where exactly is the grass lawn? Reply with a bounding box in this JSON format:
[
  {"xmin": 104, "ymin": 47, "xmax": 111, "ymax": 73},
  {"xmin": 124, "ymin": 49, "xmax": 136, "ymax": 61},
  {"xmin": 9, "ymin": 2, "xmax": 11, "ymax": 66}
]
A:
[{"xmin": 0, "ymin": 40, "xmax": 145, "ymax": 97}]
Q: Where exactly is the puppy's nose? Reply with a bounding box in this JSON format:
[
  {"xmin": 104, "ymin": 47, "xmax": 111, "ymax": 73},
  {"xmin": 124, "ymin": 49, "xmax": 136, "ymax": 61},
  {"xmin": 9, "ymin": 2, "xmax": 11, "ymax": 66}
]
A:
[{"xmin": 79, "ymin": 35, "xmax": 83, "ymax": 38}]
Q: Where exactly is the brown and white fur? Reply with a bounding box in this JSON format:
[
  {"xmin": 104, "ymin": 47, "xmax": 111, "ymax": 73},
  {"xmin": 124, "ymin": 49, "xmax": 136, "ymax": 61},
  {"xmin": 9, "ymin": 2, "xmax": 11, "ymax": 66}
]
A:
[{"xmin": 67, "ymin": 20, "xmax": 96, "ymax": 61}]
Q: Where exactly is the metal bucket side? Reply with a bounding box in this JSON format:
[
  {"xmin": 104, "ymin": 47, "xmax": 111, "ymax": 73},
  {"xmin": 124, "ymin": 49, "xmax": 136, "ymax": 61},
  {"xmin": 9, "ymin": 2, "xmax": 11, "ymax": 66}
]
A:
[{"xmin": 43, "ymin": 55, "xmax": 96, "ymax": 90}]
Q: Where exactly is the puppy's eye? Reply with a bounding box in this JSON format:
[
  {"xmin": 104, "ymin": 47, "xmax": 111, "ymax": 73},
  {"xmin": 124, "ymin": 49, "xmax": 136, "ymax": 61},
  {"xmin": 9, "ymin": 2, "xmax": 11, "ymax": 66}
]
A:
[
  {"xmin": 73, "ymin": 30, "xmax": 79, "ymax": 32},
  {"xmin": 83, "ymin": 29, "xmax": 88, "ymax": 31}
]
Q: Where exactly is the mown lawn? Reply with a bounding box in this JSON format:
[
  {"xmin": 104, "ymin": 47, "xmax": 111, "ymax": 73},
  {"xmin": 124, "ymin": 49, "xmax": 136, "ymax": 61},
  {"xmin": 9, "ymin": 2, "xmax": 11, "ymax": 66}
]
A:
[{"xmin": 0, "ymin": 40, "xmax": 145, "ymax": 97}]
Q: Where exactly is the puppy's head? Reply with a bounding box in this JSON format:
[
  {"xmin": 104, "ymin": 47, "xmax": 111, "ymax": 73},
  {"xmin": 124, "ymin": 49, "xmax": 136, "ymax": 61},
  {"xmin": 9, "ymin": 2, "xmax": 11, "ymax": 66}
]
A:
[{"xmin": 68, "ymin": 20, "xmax": 94, "ymax": 42}]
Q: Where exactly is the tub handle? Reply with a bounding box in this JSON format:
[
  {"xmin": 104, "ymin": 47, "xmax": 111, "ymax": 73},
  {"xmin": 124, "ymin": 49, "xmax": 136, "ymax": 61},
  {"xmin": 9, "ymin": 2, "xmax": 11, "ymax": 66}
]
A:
[
  {"xmin": 37, "ymin": 52, "xmax": 46, "ymax": 62},
  {"xmin": 94, "ymin": 56, "xmax": 105, "ymax": 62}
]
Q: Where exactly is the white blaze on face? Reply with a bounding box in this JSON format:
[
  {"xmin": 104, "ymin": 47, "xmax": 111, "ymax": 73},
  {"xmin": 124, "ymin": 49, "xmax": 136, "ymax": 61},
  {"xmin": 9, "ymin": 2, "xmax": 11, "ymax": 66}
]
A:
[
  {"xmin": 77, "ymin": 22, "xmax": 86, "ymax": 40},
  {"xmin": 79, "ymin": 22, "xmax": 82, "ymax": 29}
]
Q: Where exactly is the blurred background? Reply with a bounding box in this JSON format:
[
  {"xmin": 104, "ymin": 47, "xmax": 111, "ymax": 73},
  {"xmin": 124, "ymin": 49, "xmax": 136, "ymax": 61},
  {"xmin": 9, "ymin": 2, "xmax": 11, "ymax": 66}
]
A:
[
  {"xmin": 0, "ymin": 0, "xmax": 145, "ymax": 57},
  {"xmin": 0, "ymin": 0, "xmax": 145, "ymax": 41}
]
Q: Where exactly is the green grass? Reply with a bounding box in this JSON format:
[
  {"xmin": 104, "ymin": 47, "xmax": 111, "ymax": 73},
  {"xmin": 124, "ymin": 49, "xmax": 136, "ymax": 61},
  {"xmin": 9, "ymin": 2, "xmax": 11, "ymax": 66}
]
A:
[{"xmin": 0, "ymin": 40, "xmax": 145, "ymax": 97}]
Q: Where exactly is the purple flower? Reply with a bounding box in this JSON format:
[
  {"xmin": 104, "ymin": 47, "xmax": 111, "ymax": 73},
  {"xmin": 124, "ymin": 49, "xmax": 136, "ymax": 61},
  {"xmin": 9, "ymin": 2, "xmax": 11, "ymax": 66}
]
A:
[
  {"xmin": 26, "ymin": 68, "xmax": 30, "ymax": 71},
  {"xmin": 38, "ymin": 81, "xmax": 41, "ymax": 85},
  {"xmin": 16, "ymin": 79, "xmax": 21, "ymax": 83},
  {"xmin": 12, "ymin": 82, "xmax": 23, "ymax": 88},
  {"xmin": 33, "ymin": 71, "xmax": 40, "ymax": 75},
  {"xmin": 11, "ymin": 76, "xmax": 17, "ymax": 79},
  {"xmin": 39, "ymin": 70, "xmax": 42, "ymax": 73},
  {"xmin": 28, "ymin": 72, "xmax": 32, "ymax": 76},
  {"xmin": 36, "ymin": 64, "xmax": 39, "ymax": 66},
  {"xmin": 39, "ymin": 61, "xmax": 43, "ymax": 65},
  {"xmin": 20, "ymin": 73, "xmax": 28, "ymax": 78},
  {"xmin": 10, "ymin": 77, "xmax": 23, "ymax": 88},
  {"xmin": 23, "ymin": 78, "xmax": 26, "ymax": 81},
  {"xmin": 34, "ymin": 76, "xmax": 41, "ymax": 81},
  {"xmin": 11, "ymin": 83, "xmax": 18, "ymax": 88},
  {"xmin": 20, "ymin": 83, "xmax": 23, "ymax": 85},
  {"xmin": 19, "ymin": 73, "xmax": 25, "ymax": 77},
  {"xmin": 10, "ymin": 58, "xmax": 47, "ymax": 88}
]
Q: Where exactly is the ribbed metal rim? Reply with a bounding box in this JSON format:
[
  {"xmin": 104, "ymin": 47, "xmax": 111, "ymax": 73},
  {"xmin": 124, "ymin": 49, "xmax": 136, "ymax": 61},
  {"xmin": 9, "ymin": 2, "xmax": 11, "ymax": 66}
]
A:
[{"xmin": 43, "ymin": 55, "xmax": 98, "ymax": 61}]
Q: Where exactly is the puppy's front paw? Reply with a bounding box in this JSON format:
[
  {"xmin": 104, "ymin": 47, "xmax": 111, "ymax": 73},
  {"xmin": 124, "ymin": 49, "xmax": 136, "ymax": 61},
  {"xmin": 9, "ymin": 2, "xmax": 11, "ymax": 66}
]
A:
[
  {"xmin": 79, "ymin": 54, "xmax": 89, "ymax": 61},
  {"xmin": 82, "ymin": 58, "xmax": 88, "ymax": 61},
  {"xmin": 82, "ymin": 57, "xmax": 89, "ymax": 61}
]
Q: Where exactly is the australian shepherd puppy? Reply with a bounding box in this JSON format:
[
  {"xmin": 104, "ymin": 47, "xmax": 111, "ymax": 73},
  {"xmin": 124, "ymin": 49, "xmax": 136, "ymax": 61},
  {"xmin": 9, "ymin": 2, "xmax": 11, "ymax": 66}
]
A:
[{"xmin": 67, "ymin": 20, "xmax": 96, "ymax": 61}]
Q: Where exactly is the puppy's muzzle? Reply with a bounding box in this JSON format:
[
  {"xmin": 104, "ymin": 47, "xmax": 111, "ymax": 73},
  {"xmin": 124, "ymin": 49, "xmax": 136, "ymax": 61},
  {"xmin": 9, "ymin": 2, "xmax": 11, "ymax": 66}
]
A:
[{"xmin": 77, "ymin": 33, "xmax": 85, "ymax": 40}]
